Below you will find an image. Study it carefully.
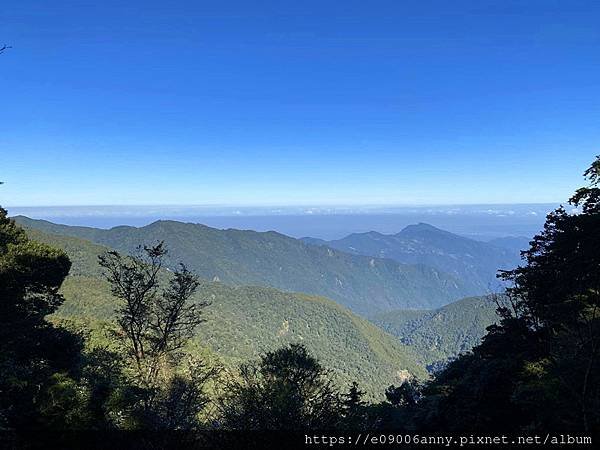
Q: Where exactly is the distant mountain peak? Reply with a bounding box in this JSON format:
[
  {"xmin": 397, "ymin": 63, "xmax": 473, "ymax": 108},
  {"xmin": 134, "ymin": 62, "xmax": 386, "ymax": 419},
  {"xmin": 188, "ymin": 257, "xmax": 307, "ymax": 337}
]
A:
[
  {"xmin": 300, "ymin": 221, "xmax": 521, "ymax": 297},
  {"xmin": 398, "ymin": 222, "xmax": 446, "ymax": 235}
]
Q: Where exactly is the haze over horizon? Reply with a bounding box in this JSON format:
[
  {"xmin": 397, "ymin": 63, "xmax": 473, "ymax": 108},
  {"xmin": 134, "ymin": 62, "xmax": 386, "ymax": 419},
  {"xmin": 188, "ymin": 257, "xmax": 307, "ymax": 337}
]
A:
[{"xmin": 2, "ymin": 0, "xmax": 599, "ymax": 207}]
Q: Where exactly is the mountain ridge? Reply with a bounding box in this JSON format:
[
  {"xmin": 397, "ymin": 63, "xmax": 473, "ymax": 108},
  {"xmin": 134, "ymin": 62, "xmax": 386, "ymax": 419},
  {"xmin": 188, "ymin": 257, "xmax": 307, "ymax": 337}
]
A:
[
  {"xmin": 301, "ymin": 222, "xmax": 522, "ymax": 295},
  {"xmin": 15, "ymin": 216, "xmax": 474, "ymax": 314}
]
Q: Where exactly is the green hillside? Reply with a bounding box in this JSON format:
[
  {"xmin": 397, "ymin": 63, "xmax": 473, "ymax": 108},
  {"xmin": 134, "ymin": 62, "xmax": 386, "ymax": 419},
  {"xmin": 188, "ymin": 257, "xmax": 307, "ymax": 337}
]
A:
[
  {"xmin": 25, "ymin": 227, "xmax": 427, "ymax": 397},
  {"xmin": 16, "ymin": 217, "xmax": 474, "ymax": 314},
  {"xmin": 370, "ymin": 296, "xmax": 499, "ymax": 367}
]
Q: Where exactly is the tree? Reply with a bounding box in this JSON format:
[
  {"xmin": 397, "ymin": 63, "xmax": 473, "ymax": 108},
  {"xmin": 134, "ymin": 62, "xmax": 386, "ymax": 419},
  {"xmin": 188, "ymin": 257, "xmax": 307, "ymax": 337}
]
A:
[
  {"xmin": 98, "ymin": 243, "xmax": 213, "ymax": 429},
  {"xmin": 0, "ymin": 207, "xmax": 84, "ymax": 429},
  {"xmin": 409, "ymin": 156, "xmax": 600, "ymax": 432},
  {"xmin": 341, "ymin": 382, "xmax": 369, "ymax": 430},
  {"xmin": 217, "ymin": 344, "xmax": 342, "ymax": 430},
  {"xmin": 497, "ymin": 154, "xmax": 600, "ymax": 431},
  {"xmin": 146, "ymin": 357, "xmax": 215, "ymax": 430},
  {"xmin": 385, "ymin": 380, "xmax": 421, "ymax": 407}
]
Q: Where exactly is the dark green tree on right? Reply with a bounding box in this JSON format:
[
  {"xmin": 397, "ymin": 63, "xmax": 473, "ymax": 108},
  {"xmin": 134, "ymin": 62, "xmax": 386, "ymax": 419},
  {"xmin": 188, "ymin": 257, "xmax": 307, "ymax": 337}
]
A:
[{"xmin": 410, "ymin": 156, "xmax": 600, "ymax": 432}]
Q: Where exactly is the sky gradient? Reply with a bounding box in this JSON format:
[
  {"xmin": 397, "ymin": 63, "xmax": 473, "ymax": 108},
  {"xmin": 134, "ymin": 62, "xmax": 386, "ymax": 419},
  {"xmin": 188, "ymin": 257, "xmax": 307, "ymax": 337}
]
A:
[{"xmin": 1, "ymin": 0, "xmax": 600, "ymax": 206}]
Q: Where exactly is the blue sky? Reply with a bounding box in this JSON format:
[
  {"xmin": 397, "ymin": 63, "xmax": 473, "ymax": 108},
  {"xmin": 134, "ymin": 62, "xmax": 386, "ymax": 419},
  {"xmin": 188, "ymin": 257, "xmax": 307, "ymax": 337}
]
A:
[{"xmin": 1, "ymin": 0, "xmax": 599, "ymax": 206}]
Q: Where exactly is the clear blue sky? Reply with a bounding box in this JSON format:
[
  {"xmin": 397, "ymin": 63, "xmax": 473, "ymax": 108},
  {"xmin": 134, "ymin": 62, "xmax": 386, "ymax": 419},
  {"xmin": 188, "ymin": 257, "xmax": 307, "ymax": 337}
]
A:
[{"xmin": 1, "ymin": 0, "xmax": 599, "ymax": 206}]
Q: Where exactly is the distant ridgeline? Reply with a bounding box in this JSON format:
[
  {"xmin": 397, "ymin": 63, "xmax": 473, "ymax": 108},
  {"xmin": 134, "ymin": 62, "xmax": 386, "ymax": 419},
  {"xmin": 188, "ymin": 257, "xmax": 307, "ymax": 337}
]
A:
[
  {"xmin": 14, "ymin": 217, "xmax": 524, "ymax": 315},
  {"xmin": 15, "ymin": 216, "xmax": 510, "ymax": 394},
  {"xmin": 301, "ymin": 223, "xmax": 525, "ymax": 295}
]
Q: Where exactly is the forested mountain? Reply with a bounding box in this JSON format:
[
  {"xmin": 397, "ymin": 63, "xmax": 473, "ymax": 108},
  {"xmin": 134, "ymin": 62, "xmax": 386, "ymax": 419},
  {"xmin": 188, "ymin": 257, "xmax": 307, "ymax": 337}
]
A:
[
  {"xmin": 370, "ymin": 296, "xmax": 499, "ymax": 367},
  {"xmin": 302, "ymin": 223, "xmax": 521, "ymax": 294},
  {"xmin": 24, "ymin": 228, "xmax": 427, "ymax": 396},
  {"xmin": 15, "ymin": 217, "xmax": 474, "ymax": 314}
]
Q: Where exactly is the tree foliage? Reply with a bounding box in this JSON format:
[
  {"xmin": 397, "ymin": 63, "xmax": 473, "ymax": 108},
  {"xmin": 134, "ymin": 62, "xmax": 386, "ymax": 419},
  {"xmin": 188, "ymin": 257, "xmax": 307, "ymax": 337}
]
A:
[
  {"xmin": 98, "ymin": 243, "xmax": 214, "ymax": 429},
  {"xmin": 0, "ymin": 206, "xmax": 83, "ymax": 429},
  {"xmin": 217, "ymin": 344, "xmax": 344, "ymax": 430},
  {"xmin": 404, "ymin": 156, "xmax": 600, "ymax": 432}
]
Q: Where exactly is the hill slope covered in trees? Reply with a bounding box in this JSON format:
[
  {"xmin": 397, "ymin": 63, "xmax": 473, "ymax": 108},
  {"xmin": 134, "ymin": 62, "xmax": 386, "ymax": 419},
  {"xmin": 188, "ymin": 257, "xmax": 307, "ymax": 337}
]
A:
[
  {"xmin": 24, "ymin": 228, "xmax": 427, "ymax": 396},
  {"xmin": 370, "ymin": 296, "xmax": 499, "ymax": 367}
]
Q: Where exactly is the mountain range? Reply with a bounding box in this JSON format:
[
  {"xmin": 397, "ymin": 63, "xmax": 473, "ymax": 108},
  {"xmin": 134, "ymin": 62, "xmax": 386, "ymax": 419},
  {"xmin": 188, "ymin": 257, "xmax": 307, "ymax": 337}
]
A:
[
  {"xmin": 301, "ymin": 223, "xmax": 525, "ymax": 295},
  {"xmin": 16, "ymin": 217, "xmax": 510, "ymax": 395},
  {"xmin": 15, "ymin": 217, "xmax": 479, "ymax": 314},
  {"xmin": 24, "ymin": 227, "xmax": 427, "ymax": 397}
]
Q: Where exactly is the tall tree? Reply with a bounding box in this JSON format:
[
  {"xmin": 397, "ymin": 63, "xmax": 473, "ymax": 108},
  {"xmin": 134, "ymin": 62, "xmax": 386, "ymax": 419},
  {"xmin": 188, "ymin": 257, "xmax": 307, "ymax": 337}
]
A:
[
  {"xmin": 498, "ymin": 155, "xmax": 600, "ymax": 431},
  {"xmin": 411, "ymin": 156, "xmax": 600, "ymax": 432},
  {"xmin": 0, "ymin": 207, "xmax": 83, "ymax": 429},
  {"xmin": 98, "ymin": 243, "xmax": 213, "ymax": 429},
  {"xmin": 341, "ymin": 382, "xmax": 369, "ymax": 430}
]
